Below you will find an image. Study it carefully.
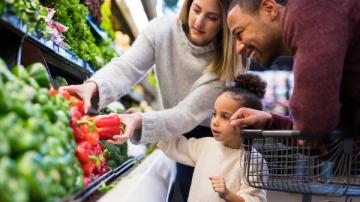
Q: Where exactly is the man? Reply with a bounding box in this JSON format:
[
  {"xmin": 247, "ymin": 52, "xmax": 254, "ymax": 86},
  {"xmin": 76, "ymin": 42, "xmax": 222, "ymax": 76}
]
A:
[{"xmin": 226, "ymin": 0, "xmax": 360, "ymax": 135}]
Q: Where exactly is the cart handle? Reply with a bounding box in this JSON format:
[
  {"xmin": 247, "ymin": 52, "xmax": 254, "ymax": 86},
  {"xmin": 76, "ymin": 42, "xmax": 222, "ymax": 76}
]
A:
[{"xmin": 240, "ymin": 129, "xmax": 360, "ymax": 139}]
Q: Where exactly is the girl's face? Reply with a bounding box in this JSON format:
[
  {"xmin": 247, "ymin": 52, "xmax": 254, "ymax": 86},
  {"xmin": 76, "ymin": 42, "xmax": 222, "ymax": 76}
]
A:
[
  {"xmin": 187, "ymin": 0, "xmax": 222, "ymax": 46},
  {"xmin": 211, "ymin": 92, "xmax": 242, "ymax": 148}
]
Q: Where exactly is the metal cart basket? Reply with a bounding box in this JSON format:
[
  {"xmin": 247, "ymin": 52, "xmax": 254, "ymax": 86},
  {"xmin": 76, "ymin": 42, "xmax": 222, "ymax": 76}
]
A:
[{"xmin": 240, "ymin": 129, "xmax": 360, "ymax": 201}]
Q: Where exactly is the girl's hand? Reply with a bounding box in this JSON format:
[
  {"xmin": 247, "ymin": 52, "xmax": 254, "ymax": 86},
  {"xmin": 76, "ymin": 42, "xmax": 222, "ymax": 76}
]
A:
[
  {"xmin": 209, "ymin": 176, "xmax": 229, "ymax": 199},
  {"xmin": 59, "ymin": 81, "xmax": 98, "ymax": 113},
  {"xmin": 108, "ymin": 112, "xmax": 143, "ymax": 144}
]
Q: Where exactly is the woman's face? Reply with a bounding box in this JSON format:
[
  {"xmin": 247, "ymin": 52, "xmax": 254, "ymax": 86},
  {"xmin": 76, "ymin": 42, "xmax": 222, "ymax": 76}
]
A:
[
  {"xmin": 211, "ymin": 92, "xmax": 242, "ymax": 148},
  {"xmin": 187, "ymin": 0, "xmax": 222, "ymax": 46}
]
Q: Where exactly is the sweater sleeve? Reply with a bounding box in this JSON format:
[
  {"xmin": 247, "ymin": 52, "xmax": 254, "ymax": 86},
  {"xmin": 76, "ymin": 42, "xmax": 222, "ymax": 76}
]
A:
[
  {"xmin": 87, "ymin": 18, "xmax": 158, "ymax": 109},
  {"xmin": 237, "ymin": 149, "xmax": 267, "ymax": 202},
  {"xmin": 157, "ymin": 136, "xmax": 203, "ymax": 167},
  {"xmin": 268, "ymin": 113, "xmax": 293, "ymax": 130},
  {"xmin": 284, "ymin": 1, "xmax": 350, "ymax": 135},
  {"xmin": 132, "ymin": 74, "xmax": 224, "ymax": 144}
]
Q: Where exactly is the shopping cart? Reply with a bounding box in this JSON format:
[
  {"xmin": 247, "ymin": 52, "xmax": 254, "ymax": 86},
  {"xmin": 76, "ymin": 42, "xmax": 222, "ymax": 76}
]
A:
[{"xmin": 239, "ymin": 129, "xmax": 360, "ymax": 202}]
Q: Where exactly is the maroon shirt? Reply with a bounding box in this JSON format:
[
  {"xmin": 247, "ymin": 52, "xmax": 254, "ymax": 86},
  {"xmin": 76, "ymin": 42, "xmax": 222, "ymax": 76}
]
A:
[{"xmin": 270, "ymin": 0, "xmax": 360, "ymax": 135}]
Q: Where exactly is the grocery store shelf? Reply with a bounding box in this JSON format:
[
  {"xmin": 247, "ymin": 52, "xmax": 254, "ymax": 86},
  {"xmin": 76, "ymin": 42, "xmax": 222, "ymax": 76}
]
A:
[
  {"xmin": 0, "ymin": 12, "xmax": 95, "ymax": 81},
  {"xmin": 87, "ymin": 15, "xmax": 109, "ymax": 40}
]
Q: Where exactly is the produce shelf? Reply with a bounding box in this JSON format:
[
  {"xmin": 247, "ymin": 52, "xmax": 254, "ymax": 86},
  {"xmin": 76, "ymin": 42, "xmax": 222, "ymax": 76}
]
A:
[
  {"xmin": 0, "ymin": 12, "xmax": 95, "ymax": 81},
  {"xmin": 62, "ymin": 155, "xmax": 144, "ymax": 202}
]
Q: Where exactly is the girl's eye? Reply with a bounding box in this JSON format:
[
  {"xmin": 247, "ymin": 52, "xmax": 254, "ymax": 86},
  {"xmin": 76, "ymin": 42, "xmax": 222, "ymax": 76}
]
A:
[
  {"xmin": 211, "ymin": 112, "xmax": 216, "ymax": 117},
  {"xmin": 223, "ymin": 115, "xmax": 230, "ymax": 120}
]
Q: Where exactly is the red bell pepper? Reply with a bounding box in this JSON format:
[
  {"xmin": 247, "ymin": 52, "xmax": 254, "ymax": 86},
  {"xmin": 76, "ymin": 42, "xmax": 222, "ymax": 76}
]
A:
[
  {"xmin": 93, "ymin": 114, "xmax": 123, "ymax": 140},
  {"xmin": 76, "ymin": 118, "xmax": 99, "ymax": 145},
  {"xmin": 75, "ymin": 141, "xmax": 93, "ymax": 162},
  {"xmin": 48, "ymin": 88, "xmax": 58, "ymax": 96},
  {"xmin": 91, "ymin": 143, "xmax": 103, "ymax": 156},
  {"xmin": 59, "ymin": 90, "xmax": 71, "ymax": 100},
  {"xmin": 82, "ymin": 161, "xmax": 96, "ymax": 176},
  {"xmin": 94, "ymin": 114, "xmax": 120, "ymax": 128},
  {"xmin": 98, "ymin": 127, "xmax": 121, "ymax": 140}
]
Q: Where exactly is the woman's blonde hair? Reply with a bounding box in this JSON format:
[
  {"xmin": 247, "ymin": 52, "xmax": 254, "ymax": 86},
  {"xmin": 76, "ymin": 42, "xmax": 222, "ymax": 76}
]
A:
[{"xmin": 178, "ymin": 0, "xmax": 242, "ymax": 81}]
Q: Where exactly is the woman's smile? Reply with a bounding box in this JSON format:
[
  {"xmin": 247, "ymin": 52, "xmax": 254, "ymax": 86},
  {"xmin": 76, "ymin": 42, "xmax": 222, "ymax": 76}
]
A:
[{"xmin": 192, "ymin": 26, "xmax": 205, "ymax": 35}]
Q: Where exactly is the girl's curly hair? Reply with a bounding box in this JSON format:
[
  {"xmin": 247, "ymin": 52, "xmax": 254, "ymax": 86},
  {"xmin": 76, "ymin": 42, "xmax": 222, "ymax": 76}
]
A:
[{"xmin": 224, "ymin": 73, "xmax": 267, "ymax": 110}]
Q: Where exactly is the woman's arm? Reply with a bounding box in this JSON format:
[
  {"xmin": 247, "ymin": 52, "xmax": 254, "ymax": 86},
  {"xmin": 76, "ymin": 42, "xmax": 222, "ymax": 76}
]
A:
[
  {"xmin": 88, "ymin": 18, "xmax": 159, "ymax": 109},
  {"xmin": 132, "ymin": 73, "xmax": 224, "ymax": 144}
]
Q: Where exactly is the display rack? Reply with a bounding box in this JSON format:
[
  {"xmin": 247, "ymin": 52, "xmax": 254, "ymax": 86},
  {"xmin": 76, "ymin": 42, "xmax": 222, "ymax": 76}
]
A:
[
  {"xmin": 62, "ymin": 156, "xmax": 143, "ymax": 202},
  {"xmin": 0, "ymin": 12, "xmax": 95, "ymax": 82}
]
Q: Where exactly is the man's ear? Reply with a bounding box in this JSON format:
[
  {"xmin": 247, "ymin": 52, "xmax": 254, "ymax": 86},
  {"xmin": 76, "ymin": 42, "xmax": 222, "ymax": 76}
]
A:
[{"xmin": 260, "ymin": 0, "xmax": 280, "ymax": 21}]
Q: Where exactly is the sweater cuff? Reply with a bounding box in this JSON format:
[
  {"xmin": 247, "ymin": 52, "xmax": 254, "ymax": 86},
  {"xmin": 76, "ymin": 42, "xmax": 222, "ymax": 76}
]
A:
[
  {"xmin": 130, "ymin": 112, "xmax": 160, "ymax": 144},
  {"xmin": 269, "ymin": 113, "xmax": 293, "ymax": 130},
  {"xmin": 85, "ymin": 78, "xmax": 109, "ymax": 109}
]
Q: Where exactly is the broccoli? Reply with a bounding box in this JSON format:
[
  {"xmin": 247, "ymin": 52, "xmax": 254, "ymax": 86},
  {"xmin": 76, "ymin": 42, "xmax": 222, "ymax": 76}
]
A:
[{"xmin": 101, "ymin": 141, "xmax": 128, "ymax": 170}]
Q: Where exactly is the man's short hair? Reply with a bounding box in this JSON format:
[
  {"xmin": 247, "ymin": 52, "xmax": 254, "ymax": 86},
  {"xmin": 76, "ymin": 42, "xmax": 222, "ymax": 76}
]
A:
[{"xmin": 229, "ymin": 0, "xmax": 288, "ymax": 13}]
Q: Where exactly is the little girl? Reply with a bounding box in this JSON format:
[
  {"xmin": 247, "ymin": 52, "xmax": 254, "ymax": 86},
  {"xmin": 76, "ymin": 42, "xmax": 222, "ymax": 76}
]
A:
[{"xmin": 158, "ymin": 74, "xmax": 267, "ymax": 202}]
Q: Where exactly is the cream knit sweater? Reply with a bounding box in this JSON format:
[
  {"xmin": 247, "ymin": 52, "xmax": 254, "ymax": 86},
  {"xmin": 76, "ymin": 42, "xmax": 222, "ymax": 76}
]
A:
[
  {"xmin": 89, "ymin": 16, "xmax": 225, "ymax": 144},
  {"xmin": 158, "ymin": 137, "xmax": 267, "ymax": 202}
]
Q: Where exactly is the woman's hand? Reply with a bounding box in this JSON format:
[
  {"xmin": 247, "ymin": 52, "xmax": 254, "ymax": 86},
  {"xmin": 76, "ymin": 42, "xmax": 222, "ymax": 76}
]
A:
[
  {"xmin": 59, "ymin": 81, "xmax": 98, "ymax": 113},
  {"xmin": 209, "ymin": 176, "xmax": 229, "ymax": 199},
  {"xmin": 108, "ymin": 112, "xmax": 143, "ymax": 144},
  {"xmin": 229, "ymin": 107, "xmax": 272, "ymax": 130}
]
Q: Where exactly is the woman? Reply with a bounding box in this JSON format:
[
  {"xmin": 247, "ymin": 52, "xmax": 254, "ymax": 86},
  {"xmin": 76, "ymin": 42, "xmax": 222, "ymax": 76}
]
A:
[{"xmin": 61, "ymin": 0, "xmax": 239, "ymax": 199}]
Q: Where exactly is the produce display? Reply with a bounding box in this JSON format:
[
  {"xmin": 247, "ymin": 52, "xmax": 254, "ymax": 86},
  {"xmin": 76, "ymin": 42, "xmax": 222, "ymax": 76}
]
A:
[
  {"xmin": 0, "ymin": 0, "xmax": 118, "ymax": 69},
  {"xmin": 0, "ymin": 59, "xmax": 83, "ymax": 202},
  {"xmin": 0, "ymin": 0, "xmax": 49, "ymax": 37},
  {"xmin": 0, "ymin": 0, "xmax": 138, "ymax": 200},
  {"xmin": 100, "ymin": 0, "xmax": 114, "ymax": 40},
  {"xmin": 40, "ymin": 0, "xmax": 117, "ymax": 69},
  {"xmin": 0, "ymin": 58, "xmax": 128, "ymax": 202},
  {"xmin": 48, "ymin": 84, "xmax": 128, "ymax": 186}
]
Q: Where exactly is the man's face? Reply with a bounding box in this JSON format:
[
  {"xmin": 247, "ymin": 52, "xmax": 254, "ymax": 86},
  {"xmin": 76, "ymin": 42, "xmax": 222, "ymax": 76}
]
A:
[{"xmin": 227, "ymin": 2, "xmax": 283, "ymax": 67}]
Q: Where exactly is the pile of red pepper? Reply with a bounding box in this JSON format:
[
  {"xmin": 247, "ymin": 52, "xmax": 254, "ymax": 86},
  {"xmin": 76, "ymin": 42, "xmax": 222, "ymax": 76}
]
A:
[{"xmin": 49, "ymin": 88, "xmax": 124, "ymax": 185}]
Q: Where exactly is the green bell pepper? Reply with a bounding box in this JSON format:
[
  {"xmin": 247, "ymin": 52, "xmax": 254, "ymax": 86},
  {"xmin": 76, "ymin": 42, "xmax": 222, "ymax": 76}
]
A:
[
  {"xmin": 27, "ymin": 63, "xmax": 50, "ymax": 88},
  {"xmin": 0, "ymin": 157, "xmax": 29, "ymax": 202}
]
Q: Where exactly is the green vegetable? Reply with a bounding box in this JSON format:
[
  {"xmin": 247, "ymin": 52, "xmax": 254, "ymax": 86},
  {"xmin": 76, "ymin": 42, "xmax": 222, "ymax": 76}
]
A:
[
  {"xmin": 100, "ymin": 0, "xmax": 115, "ymax": 40},
  {"xmin": 54, "ymin": 76, "xmax": 68, "ymax": 89},
  {"xmin": 16, "ymin": 151, "xmax": 49, "ymax": 201},
  {"xmin": 0, "ymin": 1, "xmax": 5, "ymax": 17},
  {"xmin": 4, "ymin": 0, "xmax": 49, "ymax": 35},
  {"xmin": 27, "ymin": 63, "xmax": 50, "ymax": 88},
  {"xmin": 0, "ymin": 157, "xmax": 29, "ymax": 202},
  {"xmin": 0, "ymin": 59, "xmax": 85, "ymax": 201},
  {"xmin": 98, "ymin": 181, "xmax": 115, "ymax": 193},
  {"xmin": 101, "ymin": 141, "xmax": 128, "ymax": 169},
  {"xmin": 0, "ymin": 86, "xmax": 8, "ymax": 113},
  {"xmin": 41, "ymin": 0, "xmax": 103, "ymax": 68},
  {"xmin": 11, "ymin": 65, "xmax": 39, "ymax": 88},
  {"xmin": 8, "ymin": 124, "xmax": 40, "ymax": 154},
  {"xmin": 0, "ymin": 58, "xmax": 13, "ymax": 82},
  {"xmin": 35, "ymin": 87, "xmax": 50, "ymax": 105},
  {"xmin": 0, "ymin": 131, "xmax": 10, "ymax": 156}
]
